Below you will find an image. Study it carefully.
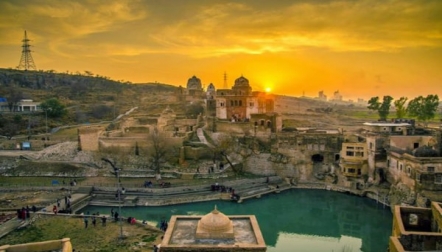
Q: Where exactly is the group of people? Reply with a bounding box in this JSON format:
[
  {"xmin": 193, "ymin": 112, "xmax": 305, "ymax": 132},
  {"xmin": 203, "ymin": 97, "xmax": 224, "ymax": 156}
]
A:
[
  {"xmin": 115, "ymin": 188, "xmax": 126, "ymax": 200},
  {"xmin": 127, "ymin": 216, "xmax": 137, "ymax": 224},
  {"xmin": 83, "ymin": 211, "xmax": 107, "ymax": 228},
  {"xmin": 197, "ymin": 162, "xmax": 225, "ymax": 174},
  {"xmin": 52, "ymin": 195, "xmax": 73, "ymax": 214},
  {"xmin": 159, "ymin": 219, "xmax": 168, "ymax": 232},
  {"xmin": 210, "ymin": 183, "xmax": 234, "ymax": 194},
  {"xmin": 17, "ymin": 205, "xmax": 37, "ymax": 220}
]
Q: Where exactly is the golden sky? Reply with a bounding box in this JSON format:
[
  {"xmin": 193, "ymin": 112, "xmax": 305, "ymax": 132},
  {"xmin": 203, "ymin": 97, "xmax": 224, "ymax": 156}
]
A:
[{"xmin": 0, "ymin": 0, "xmax": 441, "ymax": 100}]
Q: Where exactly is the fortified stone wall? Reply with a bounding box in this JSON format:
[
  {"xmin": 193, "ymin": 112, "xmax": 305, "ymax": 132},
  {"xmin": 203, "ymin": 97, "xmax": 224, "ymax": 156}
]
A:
[
  {"xmin": 244, "ymin": 153, "xmax": 298, "ymax": 177},
  {"xmin": 98, "ymin": 135, "xmax": 185, "ymax": 151},
  {"xmin": 216, "ymin": 121, "xmax": 272, "ymax": 136}
]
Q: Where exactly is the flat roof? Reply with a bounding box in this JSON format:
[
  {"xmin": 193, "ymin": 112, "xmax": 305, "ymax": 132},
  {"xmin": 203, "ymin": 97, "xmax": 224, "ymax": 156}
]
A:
[{"xmin": 363, "ymin": 122, "xmax": 410, "ymax": 127}]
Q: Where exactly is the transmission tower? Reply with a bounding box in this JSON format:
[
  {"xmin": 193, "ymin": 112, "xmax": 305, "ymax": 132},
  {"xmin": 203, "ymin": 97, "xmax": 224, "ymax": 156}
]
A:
[{"xmin": 17, "ymin": 30, "xmax": 37, "ymax": 70}]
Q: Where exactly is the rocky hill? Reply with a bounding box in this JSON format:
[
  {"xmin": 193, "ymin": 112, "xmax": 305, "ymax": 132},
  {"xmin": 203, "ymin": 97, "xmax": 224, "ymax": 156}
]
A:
[{"xmin": 0, "ymin": 68, "xmax": 182, "ymax": 137}]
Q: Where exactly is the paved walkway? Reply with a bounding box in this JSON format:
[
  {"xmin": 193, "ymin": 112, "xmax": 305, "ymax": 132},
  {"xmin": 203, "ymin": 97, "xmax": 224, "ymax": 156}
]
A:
[
  {"xmin": 0, "ymin": 193, "xmax": 88, "ymax": 239},
  {"xmin": 196, "ymin": 128, "xmax": 214, "ymax": 148}
]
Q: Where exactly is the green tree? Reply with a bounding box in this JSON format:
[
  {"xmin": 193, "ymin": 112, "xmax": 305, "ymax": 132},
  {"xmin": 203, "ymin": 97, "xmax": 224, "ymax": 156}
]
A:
[
  {"xmin": 367, "ymin": 96, "xmax": 380, "ymax": 111},
  {"xmin": 394, "ymin": 97, "xmax": 408, "ymax": 119},
  {"xmin": 40, "ymin": 98, "xmax": 67, "ymax": 118},
  {"xmin": 407, "ymin": 95, "xmax": 439, "ymax": 125},
  {"xmin": 367, "ymin": 96, "xmax": 393, "ymax": 120},
  {"xmin": 186, "ymin": 102, "xmax": 205, "ymax": 119}
]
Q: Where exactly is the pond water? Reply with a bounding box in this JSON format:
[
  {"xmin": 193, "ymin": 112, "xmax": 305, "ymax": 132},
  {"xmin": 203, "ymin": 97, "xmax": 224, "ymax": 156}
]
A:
[{"xmin": 83, "ymin": 189, "xmax": 392, "ymax": 252}]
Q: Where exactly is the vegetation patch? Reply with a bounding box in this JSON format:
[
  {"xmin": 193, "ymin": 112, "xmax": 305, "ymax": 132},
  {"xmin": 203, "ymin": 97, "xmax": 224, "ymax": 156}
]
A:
[{"xmin": 0, "ymin": 216, "xmax": 162, "ymax": 251}]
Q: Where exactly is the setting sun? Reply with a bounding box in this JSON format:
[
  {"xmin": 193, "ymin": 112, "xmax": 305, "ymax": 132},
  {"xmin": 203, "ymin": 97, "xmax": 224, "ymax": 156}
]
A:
[{"xmin": 265, "ymin": 87, "xmax": 271, "ymax": 93}]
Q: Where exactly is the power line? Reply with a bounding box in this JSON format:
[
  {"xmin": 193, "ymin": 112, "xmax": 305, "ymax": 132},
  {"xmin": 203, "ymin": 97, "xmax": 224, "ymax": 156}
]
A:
[{"xmin": 17, "ymin": 30, "xmax": 37, "ymax": 70}]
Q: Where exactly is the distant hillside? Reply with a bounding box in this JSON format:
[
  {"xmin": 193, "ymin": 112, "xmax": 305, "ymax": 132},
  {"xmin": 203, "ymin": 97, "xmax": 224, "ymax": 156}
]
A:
[{"xmin": 0, "ymin": 68, "xmax": 180, "ymax": 137}]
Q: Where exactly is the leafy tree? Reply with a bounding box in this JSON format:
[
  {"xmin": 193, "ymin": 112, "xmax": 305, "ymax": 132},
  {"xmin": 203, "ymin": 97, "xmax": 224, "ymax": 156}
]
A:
[
  {"xmin": 40, "ymin": 98, "xmax": 67, "ymax": 118},
  {"xmin": 367, "ymin": 96, "xmax": 393, "ymax": 121},
  {"xmin": 367, "ymin": 97, "xmax": 380, "ymax": 111},
  {"xmin": 186, "ymin": 102, "xmax": 205, "ymax": 119},
  {"xmin": 407, "ymin": 95, "xmax": 439, "ymax": 124},
  {"xmin": 394, "ymin": 97, "xmax": 408, "ymax": 119}
]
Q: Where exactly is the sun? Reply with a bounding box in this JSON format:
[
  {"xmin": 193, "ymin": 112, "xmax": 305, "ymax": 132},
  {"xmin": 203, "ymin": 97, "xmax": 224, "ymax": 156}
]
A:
[{"xmin": 265, "ymin": 87, "xmax": 272, "ymax": 93}]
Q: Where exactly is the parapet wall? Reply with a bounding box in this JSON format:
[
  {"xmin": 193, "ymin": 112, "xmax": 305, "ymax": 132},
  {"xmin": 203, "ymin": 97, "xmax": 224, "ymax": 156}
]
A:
[{"xmin": 0, "ymin": 238, "xmax": 72, "ymax": 252}]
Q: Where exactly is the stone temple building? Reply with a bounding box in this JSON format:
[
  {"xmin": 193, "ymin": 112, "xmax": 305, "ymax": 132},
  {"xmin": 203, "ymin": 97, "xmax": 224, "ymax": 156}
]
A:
[
  {"xmin": 160, "ymin": 206, "xmax": 266, "ymax": 251},
  {"xmin": 214, "ymin": 76, "xmax": 274, "ymax": 122}
]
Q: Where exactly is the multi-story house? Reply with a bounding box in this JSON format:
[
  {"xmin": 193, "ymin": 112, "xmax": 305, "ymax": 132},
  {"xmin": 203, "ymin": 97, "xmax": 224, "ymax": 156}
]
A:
[{"xmin": 339, "ymin": 142, "xmax": 368, "ymax": 178}]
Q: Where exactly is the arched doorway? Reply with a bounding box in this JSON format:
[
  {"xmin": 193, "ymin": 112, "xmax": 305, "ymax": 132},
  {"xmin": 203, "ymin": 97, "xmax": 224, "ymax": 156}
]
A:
[
  {"xmin": 311, "ymin": 154, "xmax": 325, "ymax": 175},
  {"xmin": 311, "ymin": 154, "xmax": 324, "ymax": 163}
]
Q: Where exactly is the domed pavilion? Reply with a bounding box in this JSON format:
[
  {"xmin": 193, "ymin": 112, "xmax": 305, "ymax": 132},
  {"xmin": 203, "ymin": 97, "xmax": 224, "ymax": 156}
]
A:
[{"xmin": 160, "ymin": 206, "xmax": 266, "ymax": 251}]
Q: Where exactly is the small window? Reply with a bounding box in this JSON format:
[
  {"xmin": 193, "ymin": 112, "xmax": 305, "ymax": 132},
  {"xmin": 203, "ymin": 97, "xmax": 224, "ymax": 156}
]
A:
[
  {"xmin": 409, "ymin": 214, "xmax": 418, "ymax": 225},
  {"xmin": 346, "ymin": 151, "xmax": 354, "ymax": 156},
  {"xmin": 348, "ymin": 168, "xmax": 356, "ymax": 173},
  {"xmin": 400, "ymin": 164, "xmax": 403, "ymax": 171},
  {"xmin": 435, "ymin": 174, "xmax": 442, "ymax": 184},
  {"xmin": 416, "ymin": 173, "xmax": 421, "ymax": 182},
  {"xmin": 428, "ymin": 167, "xmax": 435, "ymax": 173},
  {"xmin": 414, "ymin": 143, "xmax": 419, "ymax": 148},
  {"xmin": 357, "ymin": 169, "xmax": 361, "ymax": 175},
  {"xmin": 369, "ymin": 142, "xmax": 373, "ymax": 149}
]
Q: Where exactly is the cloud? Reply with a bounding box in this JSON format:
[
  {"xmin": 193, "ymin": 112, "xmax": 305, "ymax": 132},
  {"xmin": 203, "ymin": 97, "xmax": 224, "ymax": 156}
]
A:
[
  {"xmin": 145, "ymin": 0, "xmax": 442, "ymax": 56},
  {"xmin": 0, "ymin": 0, "xmax": 148, "ymax": 57},
  {"xmin": 1, "ymin": 0, "xmax": 441, "ymax": 59}
]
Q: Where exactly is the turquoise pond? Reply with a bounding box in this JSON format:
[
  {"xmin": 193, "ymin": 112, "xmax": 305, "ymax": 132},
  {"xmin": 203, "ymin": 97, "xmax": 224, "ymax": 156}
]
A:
[{"xmin": 82, "ymin": 189, "xmax": 392, "ymax": 252}]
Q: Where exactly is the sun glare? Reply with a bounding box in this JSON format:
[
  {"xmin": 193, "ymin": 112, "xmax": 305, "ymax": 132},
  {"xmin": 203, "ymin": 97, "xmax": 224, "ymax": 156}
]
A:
[{"xmin": 265, "ymin": 87, "xmax": 272, "ymax": 93}]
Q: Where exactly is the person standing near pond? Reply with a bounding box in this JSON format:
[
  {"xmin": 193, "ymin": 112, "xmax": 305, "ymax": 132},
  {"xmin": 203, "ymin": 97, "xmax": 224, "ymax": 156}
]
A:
[
  {"xmin": 84, "ymin": 214, "xmax": 88, "ymax": 228},
  {"xmin": 92, "ymin": 215, "xmax": 96, "ymax": 227},
  {"xmin": 101, "ymin": 216, "xmax": 107, "ymax": 227}
]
